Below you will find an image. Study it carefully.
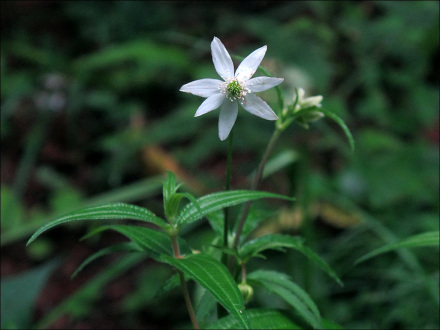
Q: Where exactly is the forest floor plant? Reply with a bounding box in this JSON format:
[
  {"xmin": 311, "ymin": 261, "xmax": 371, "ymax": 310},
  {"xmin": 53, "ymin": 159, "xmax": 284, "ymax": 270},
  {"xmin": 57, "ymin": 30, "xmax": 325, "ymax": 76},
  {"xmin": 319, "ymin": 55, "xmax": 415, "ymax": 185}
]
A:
[{"xmin": 28, "ymin": 36, "xmax": 361, "ymax": 329}]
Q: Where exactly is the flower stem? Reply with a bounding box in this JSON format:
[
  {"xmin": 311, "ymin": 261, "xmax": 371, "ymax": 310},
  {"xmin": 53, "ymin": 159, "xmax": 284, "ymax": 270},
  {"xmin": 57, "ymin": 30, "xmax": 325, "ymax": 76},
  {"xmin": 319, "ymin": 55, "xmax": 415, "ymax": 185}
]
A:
[
  {"xmin": 233, "ymin": 128, "xmax": 282, "ymax": 249},
  {"xmin": 171, "ymin": 235, "xmax": 200, "ymax": 329},
  {"xmin": 222, "ymin": 131, "xmax": 233, "ymax": 263}
]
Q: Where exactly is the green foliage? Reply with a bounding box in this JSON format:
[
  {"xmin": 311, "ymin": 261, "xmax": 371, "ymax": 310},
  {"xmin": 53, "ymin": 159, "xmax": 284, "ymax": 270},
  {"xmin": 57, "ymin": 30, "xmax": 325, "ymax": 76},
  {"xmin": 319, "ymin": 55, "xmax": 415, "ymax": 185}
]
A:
[
  {"xmin": 208, "ymin": 308, "xmax": 302, "ymax": 329},
  {"xmin": 239, "ymin": 234, "xmax": 343, "ymax": 286},
  {"xmin": 176, "ymin": 190, "xmax": 294, "ymax": 227},
  {"xmin": 355, "ymin": 231, "xmax": 440, "ymax": 265},
  {"xmin": 26, "ymin": 203, "xmax": 168, "ymax": 245},
  {"xmin": 161, "ymin": 254, "xmax": 250, "ymax": 329},
  {"xmin": 248, "ymin": 270, "xmax": 322, "ymax": 329},
  {"xmin": 1, "ymin": 258, "xmax": 61, "ymax": 329},
  {"xmin": 2, "ymin": 1, "xmax": 438, "ymax": 329}
]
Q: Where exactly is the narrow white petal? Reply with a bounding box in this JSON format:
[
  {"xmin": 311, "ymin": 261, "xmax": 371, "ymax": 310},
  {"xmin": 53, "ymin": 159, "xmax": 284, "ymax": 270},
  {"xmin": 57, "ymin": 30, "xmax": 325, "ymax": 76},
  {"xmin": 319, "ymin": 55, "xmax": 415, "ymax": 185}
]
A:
[
  {"xmin": 235, "ymin": 45, "xmax": 267, "ymax": 81},
  {"xmin": 297, "ymin": 88, "xmax": 305, "ymax": 100},
  {"xmin": 180, "ymin": 79, "xmax": 224, "ymax": 97},
  {"xmin": 302, "ymin": 95, "xmax": 323, "ymax": 108},
  {"xmin": 242, "ymin": 93, "xmax": 278, "ymax": 120},
  {"xmin": 211, "ymin": 37, "xmax": 234, "ymax": 80},
  {"xmin": 194, "ymin": 93, "xmax": 225, "ymax": 117},
  {"xmin": 218, "ymin": 100, "xmax": 238, "ymax": 141},
  {"xmin": 246, "ymin": 77, "xmax": 284, "ymax": 93}
]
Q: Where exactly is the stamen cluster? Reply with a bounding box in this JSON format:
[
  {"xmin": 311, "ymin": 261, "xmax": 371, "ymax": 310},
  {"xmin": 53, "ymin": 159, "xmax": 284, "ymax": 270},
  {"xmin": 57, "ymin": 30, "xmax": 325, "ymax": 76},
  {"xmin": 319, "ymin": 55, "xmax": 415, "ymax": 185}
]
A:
[{"xmin": 219, "ymin": 78, "xmax": 250, "ymax": 103}]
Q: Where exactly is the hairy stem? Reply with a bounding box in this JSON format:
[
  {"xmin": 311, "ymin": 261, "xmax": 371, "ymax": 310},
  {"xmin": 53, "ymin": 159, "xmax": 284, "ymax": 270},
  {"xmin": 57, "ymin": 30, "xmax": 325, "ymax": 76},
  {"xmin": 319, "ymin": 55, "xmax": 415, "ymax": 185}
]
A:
[{"xmin": 172, "ymin": 236, "xmax": 200, "ymax": 329}]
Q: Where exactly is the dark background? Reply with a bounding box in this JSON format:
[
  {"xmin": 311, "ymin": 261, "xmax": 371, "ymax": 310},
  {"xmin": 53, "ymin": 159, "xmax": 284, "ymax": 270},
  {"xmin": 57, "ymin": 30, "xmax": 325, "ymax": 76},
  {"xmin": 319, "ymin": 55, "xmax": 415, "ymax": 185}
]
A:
[{"xmin": 1, "ymin": 1, "xmax": 439, "ymax": 329}]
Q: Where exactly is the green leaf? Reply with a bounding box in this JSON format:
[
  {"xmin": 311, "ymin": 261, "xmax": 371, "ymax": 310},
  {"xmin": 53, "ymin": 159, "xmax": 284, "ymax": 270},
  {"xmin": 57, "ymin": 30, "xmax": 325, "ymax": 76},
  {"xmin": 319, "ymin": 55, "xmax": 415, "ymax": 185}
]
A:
[
  {"xmin": 72, "ymin": 242, "xmax": 141, "ymax": 278},
  {"xmin": 261, "ymin": 150, "xmax": 299, "ymax": 180},
  {"xmin": 248, "ymin": 270, "xmax": 322, "ymax": 329},
  {"xmin": 293, "ymin": 107, "xmax": 355, "ymax": 151},
  {"xmin": 176, "ymin": 190, "xmax": 293, "ymax": 227},
  {"xmin": 153, "ymin": 273, "xmax": 181, "ymax": 299},
  {"xmin": 321, "ymin": 318, "xmax": 345, "ymax": 329},
  {"xmin": 160, "ymin": 253, "xmax": 250, "ymax": 329},
  {"xmin": 1, "ymin": 258, "xmax": 61, "ymax": 329},
  {"xmin": 34, "ymin": 254, "xmax": 146, "ymax": 329},
  {"xmin": 239, "ymin": 233, "xmax": 304, "ymax": 262},
  {"xmin": 82, "ymin": 225, "xmax": 191, "ymax": 259},
  {"xmin": 207, "ymin": 308, "xmax": 301, "ymax": 329},
  {"xmin": 27, "ymin": 203, "xmax": 167, "ymax": 245},
  {"xmin": 240, "ymin": 234, "xmax": 343, "ymax": 286},
  {"xmin": 196, "ymin": 290, "xmax": 218, "ymax": 327},
  {"xmin": 295, "ymin": 243, "xmax": 343, "ymax": 286},
  {"xmin": 355, "ymin": 231, "xmax": 440, "ymax": 265},
  {"xmin": 234, "ymin": 207, "xmax": 276, "ymax": 244},
  {"xmin": 319, "ymin": 108, "xmax": 355, "ymax": 151}
]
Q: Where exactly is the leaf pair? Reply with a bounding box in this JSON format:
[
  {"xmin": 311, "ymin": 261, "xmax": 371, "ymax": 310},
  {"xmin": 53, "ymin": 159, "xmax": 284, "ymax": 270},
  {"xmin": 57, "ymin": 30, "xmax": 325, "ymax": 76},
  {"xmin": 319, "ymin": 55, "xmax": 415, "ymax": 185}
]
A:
[
  {"xmin": 26, "ymin": 174, "xmax": 294, "ymax": 328},
  {"xmin": 239, "ymin": 233, "xmax": 343, "ymax": 286}
]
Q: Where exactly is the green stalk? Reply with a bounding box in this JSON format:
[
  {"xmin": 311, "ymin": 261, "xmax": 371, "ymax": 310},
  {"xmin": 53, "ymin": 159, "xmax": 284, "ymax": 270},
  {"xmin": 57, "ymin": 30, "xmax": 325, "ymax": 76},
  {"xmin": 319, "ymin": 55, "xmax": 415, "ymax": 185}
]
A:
[
  {"xmin": 227, "ymin": 127, "xmax": 282, "ymax": 272},
  {"xmin": 221, "ymin": 131, "xmax": 233, "ymax": 265},
  {"xmin": 232, "ymin": 128, "xmax": 282, "ymax": 249},
  {"xmin": 13, "ymin": 109, "xmax": 52, "ymax": 199},
  {"xmin": 224, "ymin": 132, "xmax": 233, "ymax": 245},
  {"xmin": 171, "ymin": 235, "xmax": 200, "ymax": 329}
]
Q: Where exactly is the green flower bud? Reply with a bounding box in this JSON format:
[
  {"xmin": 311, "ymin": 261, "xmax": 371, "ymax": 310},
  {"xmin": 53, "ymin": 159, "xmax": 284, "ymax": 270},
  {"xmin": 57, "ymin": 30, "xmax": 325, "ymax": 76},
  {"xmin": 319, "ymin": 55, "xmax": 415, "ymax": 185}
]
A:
[{"xmin": 238, "ymin": 283, "xmax": 254, "ymax": 303}]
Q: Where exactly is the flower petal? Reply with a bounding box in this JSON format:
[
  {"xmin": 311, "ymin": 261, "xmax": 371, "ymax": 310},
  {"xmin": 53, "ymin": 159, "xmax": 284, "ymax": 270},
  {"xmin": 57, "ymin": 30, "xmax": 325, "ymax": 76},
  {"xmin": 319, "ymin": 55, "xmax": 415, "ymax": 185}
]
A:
[
  {"xmin": 246, "ymin": 77, "xmax": 284, "ymax": 93},
  {"xmin": 218, "ymin": 100, "xmax": 238, "ymax": 141},
  {"xmin": 180, "ymin": 79, "xmax": 223, "ymax": 97},
  {"xmin": 302, "ymin": 95, "xmax": 323, "ymax": 108},
  {"xmin": 211, "ymin": 37, "xmax": 234, "ymax": 81},
  {"xmin": 194, "ymin": 93, "xmax": 225, "ymax": 117},
  {"xmin": 242, "ymin": 93, "xmax": 278, "ymax": 120},
  {"xmin": 235, "ymin": 45, "xmax": 267, "ymax": 81}
]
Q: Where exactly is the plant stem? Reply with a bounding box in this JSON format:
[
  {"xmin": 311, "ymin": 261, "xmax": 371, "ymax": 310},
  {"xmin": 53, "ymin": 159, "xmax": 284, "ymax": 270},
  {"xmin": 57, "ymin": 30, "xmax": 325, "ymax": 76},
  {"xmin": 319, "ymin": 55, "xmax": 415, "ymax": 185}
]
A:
[
  {"xmin": 178, "ymin": 271, "xmax": 200, "ymax": 329},
  {"xmin": 232, "ymin": 128, "xmax": 282, "ymax": 249},
  {"xmin": 171, "ymin": 235, "xmax": 200, "ymax": 329},
  {"xmin": 222, "ymin": 131, "xmax": 233, "ymax": 264}
]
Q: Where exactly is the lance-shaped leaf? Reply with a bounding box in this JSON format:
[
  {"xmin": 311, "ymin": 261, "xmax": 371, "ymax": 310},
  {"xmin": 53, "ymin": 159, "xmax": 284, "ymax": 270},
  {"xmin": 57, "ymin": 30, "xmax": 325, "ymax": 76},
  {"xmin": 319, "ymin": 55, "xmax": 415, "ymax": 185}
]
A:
[
  {"xmin": 248, "ymin": 270, "xmax": 322, "ymax": 329},
  {"xmin": 239, "ymin": 233, "xmax": 304, "ymax": 261},
  {"xmin": 355, "ymin": 231, "xmax": 440, "ymax": 265},
  {"xmin": 161, "ymin": 253, "xmax": 250, "ymax": 329},
  {"xmin": 318, "ymin": 108, "xmax": 355, "ymax": 151},
  {"xmin": 27, "ymin": 203, "xmax": 167, "ymax": 245},
  {"xmin": 176, "ymin": 190, "xmax": 293, "ymax": 227},
  {"xmin": 82, "ymin": 225, "xmax": 191, "ymax": 259},
  {"xmin": 240, "ymin": 234, "xmax": 343, "ymax": 286},
  {"xmin": 72, "ymin": 242, "xmax": 142, "ymax": 278},
  {"xmin": 207, "ymin": 308, "xmax": 301, "ymax": 329}
]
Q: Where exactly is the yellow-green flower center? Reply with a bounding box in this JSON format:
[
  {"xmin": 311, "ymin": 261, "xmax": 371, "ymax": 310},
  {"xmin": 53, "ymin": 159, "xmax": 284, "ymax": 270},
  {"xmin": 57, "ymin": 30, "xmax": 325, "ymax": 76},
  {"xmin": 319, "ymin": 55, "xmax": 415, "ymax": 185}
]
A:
[
  {"xmin": 227, "ymin": 80, "xmax": 243, "ymax": 99},
  {"xmin": 219, "ymin": 78, "xmax": 250, "ymax": 103}
]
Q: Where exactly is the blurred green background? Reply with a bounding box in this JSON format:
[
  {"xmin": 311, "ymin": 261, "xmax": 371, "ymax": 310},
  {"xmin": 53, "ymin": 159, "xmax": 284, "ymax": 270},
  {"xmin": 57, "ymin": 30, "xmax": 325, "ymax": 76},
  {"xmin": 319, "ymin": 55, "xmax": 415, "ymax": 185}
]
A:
[{"xmin": 1, "ymin": 1, "xmax": 439, "ymax": 329}]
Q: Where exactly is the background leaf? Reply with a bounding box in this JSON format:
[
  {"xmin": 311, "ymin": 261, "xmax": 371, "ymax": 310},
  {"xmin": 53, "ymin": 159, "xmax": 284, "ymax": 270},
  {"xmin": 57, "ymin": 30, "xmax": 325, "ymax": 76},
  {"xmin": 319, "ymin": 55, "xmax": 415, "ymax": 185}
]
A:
[
  {"xmin": 355, "ymin": 231, "xmax": 439, "ymax": 264},
  {"xmin": 71, "ymin": 242, "xmax": 142, "ymax": 278},
  {"xmin": 1, "ymin": 258, "xmax": 61, "ymax": 329}
]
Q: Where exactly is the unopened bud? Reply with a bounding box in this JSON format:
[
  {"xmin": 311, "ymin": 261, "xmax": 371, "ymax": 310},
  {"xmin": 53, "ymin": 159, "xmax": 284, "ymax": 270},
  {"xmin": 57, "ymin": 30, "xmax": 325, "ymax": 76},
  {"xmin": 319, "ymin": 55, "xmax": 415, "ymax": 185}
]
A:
[{"xmin": 238, "ymin": 283, "xmax": 254, "ymax": 303}]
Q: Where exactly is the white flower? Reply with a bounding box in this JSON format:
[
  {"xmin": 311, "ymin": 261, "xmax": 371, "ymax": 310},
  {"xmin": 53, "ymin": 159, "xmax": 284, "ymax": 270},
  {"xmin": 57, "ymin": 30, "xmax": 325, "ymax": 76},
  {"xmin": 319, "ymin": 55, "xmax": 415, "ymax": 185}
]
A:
[
  {"xmin": 294, "ymin": 88, "xmax": 323, "ymax": 111},
  {"xmin": 180, "ymin": 37, "xmax": 284, "ymax": 141},
  {"xmin": 291, "ymin": 88, "xmax": 324, "ymax": 127}
]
